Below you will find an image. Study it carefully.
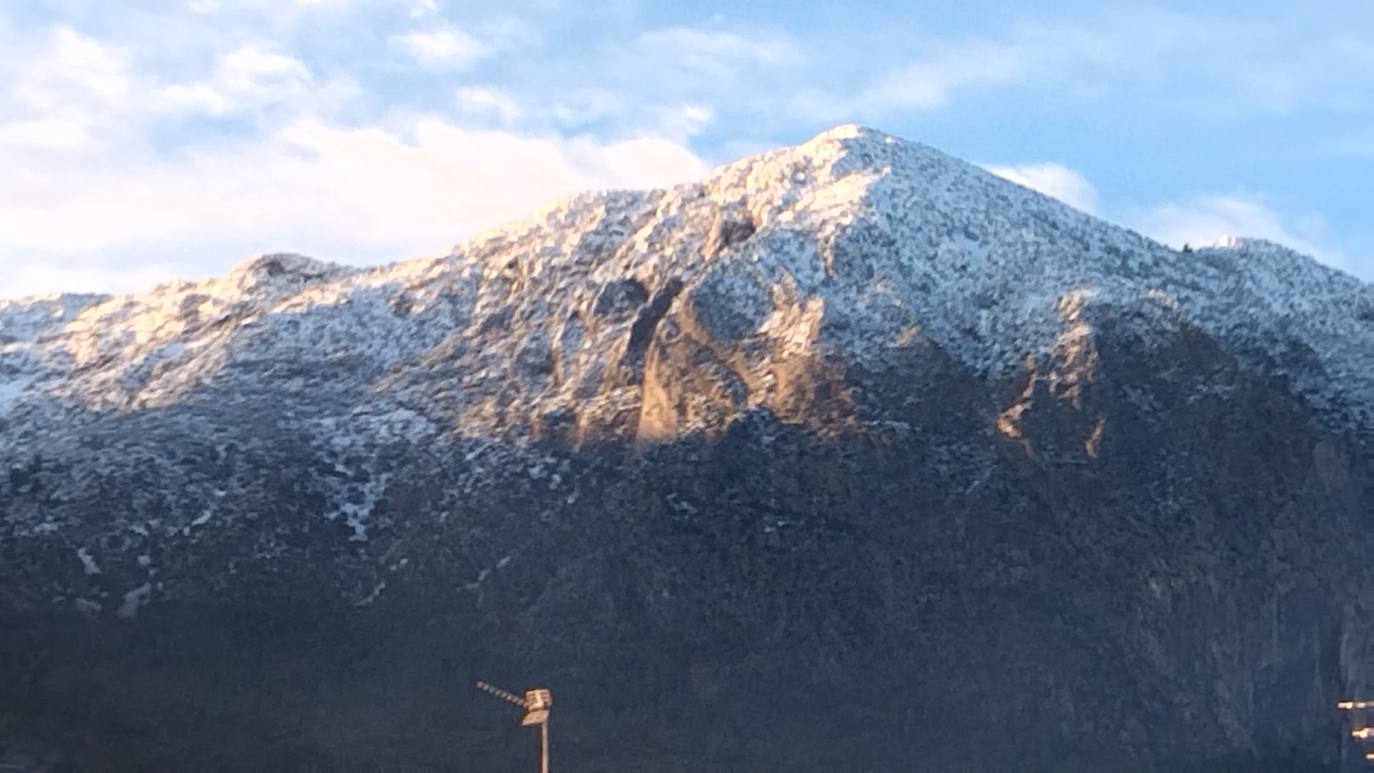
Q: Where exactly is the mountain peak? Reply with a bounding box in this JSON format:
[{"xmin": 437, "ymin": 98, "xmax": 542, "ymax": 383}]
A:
[
  {"xmin": 799, "ymin": 122, "xmax": 903, "ymax": 149},
  {"xmin": 2, "ymin": 126, "xmax": 1372, "ymax": 772},
  {"xmin": 3, "ymin": 128, "xmax": 1370, "ymax": 432},
  {"xmin": 224, "ymin": 253, "xmax": 353, "ymax": 296}
]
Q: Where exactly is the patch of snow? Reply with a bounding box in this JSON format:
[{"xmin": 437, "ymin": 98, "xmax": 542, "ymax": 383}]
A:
[
  {"xmin": 73, "ymin": 598, "xmax": 103, "ymax": 615},
  {"xmin": 330, "ymin": 472, "xmax": 391, "ymax": 542},
  {"xmin": 462, "ymin": 567, "xmax": 493, "ymax": 592},
  {"xmin": 464, "ymin": 440, "xmax": 495, "ymax": 463},
  {"xmin": 0, "ymin": 124, "xmax": 1370, "ymax": 611},
  {"xmin": 76, "ymin": 547, "xmax": 101, "ymax": 576},
  {"xmin": 354, "ymin": 580, "xmax": 387, "ymax": 607},
  {"xmin": 0, "ymin": 377, "xmax": 32, "ymax": 414},
  {"xmin": 1, "ymin": 126, "xmax": 1364, "ymax": 441},
  {"xmin": 117, "ymin": 583, "xmax": 153, "ymax": 619}
]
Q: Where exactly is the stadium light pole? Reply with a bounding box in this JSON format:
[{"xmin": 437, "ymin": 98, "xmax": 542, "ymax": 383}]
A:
[
  {"xmin": 1338, "ymin": 698, "xmax": 1374, "ymax": 767},
  {"xmin": 477, "ymin": 680, "xmax": 552, "ymax": 773}
]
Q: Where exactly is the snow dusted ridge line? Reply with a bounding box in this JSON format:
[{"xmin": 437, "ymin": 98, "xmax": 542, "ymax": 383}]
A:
[
  {"xmin": 1, "ymin": 125, "xmax": 1370, "ymax": 772},
  {"xmin": 6, "ymin": 124, "xmax": 1368, "ymax": 419},
  {"xmin": 0, "ymin": 125, "xmax": 1370, "ymax": 567}
]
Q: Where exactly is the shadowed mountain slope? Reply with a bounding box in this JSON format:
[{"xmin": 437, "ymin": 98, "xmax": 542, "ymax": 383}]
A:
[{"xmin": 1, "ymin": 125, "xmax": 1372, "ymax": 771}]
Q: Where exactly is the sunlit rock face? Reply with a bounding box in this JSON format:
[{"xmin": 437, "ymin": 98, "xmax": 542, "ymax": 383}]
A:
[{"xmin": 1, "ymin": 125, "xmax": 1372, "ymax": 771}]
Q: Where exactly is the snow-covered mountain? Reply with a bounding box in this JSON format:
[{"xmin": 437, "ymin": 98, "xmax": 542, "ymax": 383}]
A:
[
  {"xmin": 1, "ymin": 125, "xmax": 1371, "ymax": 771},
  {"xmin": 3, "ymin": 126, "xmax": 1370, "ymax": 436}
]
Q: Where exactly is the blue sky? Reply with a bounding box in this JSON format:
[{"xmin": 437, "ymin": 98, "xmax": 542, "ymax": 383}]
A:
[{"xmin": 2, "ymin": 0, "xmax": 1371, "ymax": 298}]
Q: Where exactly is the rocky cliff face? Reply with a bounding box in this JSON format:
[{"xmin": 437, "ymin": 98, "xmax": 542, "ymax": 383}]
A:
[{"xmin": 1, "ymin": 125, "xmax": 1372, "ymax": 771}]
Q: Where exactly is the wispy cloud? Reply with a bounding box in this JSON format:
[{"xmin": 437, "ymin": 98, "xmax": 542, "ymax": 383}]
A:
[
  {"xmin": 1130, "ymin": 194, "xmax": 1346, "ymax": 270},
  {"xmin": 846, "ymin": 9, "xmax": 1374, "ymax": 121},
  {"xmin": 599, "ymin": 24, "xmax": 805, "ymax": 133},
  {"xmin": 636, "ymin": 27, "xmax": 800, "ymax": 72},
  {"xmin": 0, "ymin": 14, "xmax": 708, "ymax": 299},
  {"xmin": 980, "ymin": 159, "xmax": 1365, "ymax": 276},
  {"xmin": 455, "ymin": 86, "xmax": 521, "ymax": 125},
  {"xmin": 0, "ymin": 26, "xmax": 133, "ymax": 154},
  {"xmin": 3, "ymin": 260, "xmax": 181, "ymax": 301},
  {"xmin": 409, "ymin": 0, "xmax": 439, "ymax": 18},
  {"xmin": 860, "ymin": 40, "xmax": 1026, "ymax": 110},
  {"xmin": 19, "ymin": 26, "xmax": 131, "ymax": 108},
  {"xmin": 983, "ymin": 162, "xmax": 1100, "ymax": 215},
  {"xmin": 1, "ymin": 3, "xmax": 1368, "ymax": 296},
  {"xmin": 157, "ymin": 42, "xmax": 313, "ymax": 115},
  {"xmin": 0, "ymin": 114, "xmax": 706, "ymax": 298},
  {"xmin": 392, "ymin": 26, "xmax": 487, "ymax": 67}
]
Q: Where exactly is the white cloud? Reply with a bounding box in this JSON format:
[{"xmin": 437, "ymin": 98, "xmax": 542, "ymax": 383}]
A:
[
  {"xmin": 0, "ymin": 116, "xmax": 707, "ymax": 298},
  {"xmin": 480, "ymin": 15, "xmax": 538, "ymax": 50},
  {"xmin": 983, "ymin": 162, "xmax": 1100, "ymax": 214},
  {"xmin": 3, "ymin": 8, "xmax": 1366, "ymax": 298},
  {"xmin": 676, "ymin": 104, "xmax": 713, "ymax": 133},
  {"xmin": 0, "ymin": 26, "xmax": 134, "ymax": 154},
  {"xmin": 0, "ymin": 22, "xmax": 710, "ymax": 300},
  {"xmin": 1131, "ymin": 194, "xmax": 1346, "ymax": 270},
  {"xmin": 977, "ymin": 153, "xmax": 1366, "ymax": 277},
  {"xmin": 849, "ymin": 10, "xmax": 1374, "ymax": 121},
  {"xmin": 157, "ymin": 43, "xmax": 313, "ymax": 116},
  {"xmin": 455, "ymin": 86, "xmax": 520, "ymax": 124},
  {"xmin": 3, "ymin": 260, "xmax": 182, "ymax": 301},
  {"xmin": 547, "ymin": 88, "xmax": 626, "ymax": 128},
  {"xmin": 7, "ymin": 26, "xmax": 130, "ymax": 115},
  {"xmin": 393, "ymin": 27, "xmax": 487, "ymax": 67},
  {"xmin": 0, "ymin": 114, "xmax": 95, "ymax": 151},
  {"xmin": 860, "ymin": 40, "xmax": 1025, "ymax": 110},
  {"xmin": 636, "ymin": 27, "xmax": 800, "ymax": 71},
  {"xmin": 641, "ymin": 103, "xmax": 714, "ymax": 143}
]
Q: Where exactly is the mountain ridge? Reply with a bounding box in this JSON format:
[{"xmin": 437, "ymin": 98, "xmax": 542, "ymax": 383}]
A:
[
  {"xmin": 2, "ymin": 125, "xmax": 1370, "ymax": 436},
  {"xmin": 1, "ymin": 125, "xmax": 1371, "ymax": 770}
]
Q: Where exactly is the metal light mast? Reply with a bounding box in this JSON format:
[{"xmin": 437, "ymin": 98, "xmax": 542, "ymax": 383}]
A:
[
  {"xmin": 1339, "ymin": 699, "xmax": 1374, "ymax": 766},
  {"xmin": 477, "ymin": 680, "xmax": 552, "ymax": 773}
]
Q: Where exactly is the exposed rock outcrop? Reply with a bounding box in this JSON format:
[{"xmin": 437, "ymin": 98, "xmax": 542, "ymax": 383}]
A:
[{"xmin": 0, "ymin": 125, "xmax": 1371, "ymax": 771}]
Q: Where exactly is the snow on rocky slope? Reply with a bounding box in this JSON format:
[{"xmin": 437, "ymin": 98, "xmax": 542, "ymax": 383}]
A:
[
  {"xmin": 1, "ymin": 124, "xmax": 1371, "ymax": 771},
  {"xmin": 2, "ymin": 125, "xmax": 1369, "ymax": 440},
  {"xmin": 1, "ymin": 122, "xmax": 1370, "ymax": 601},
  {"xmin": 1, "ymin": 123, "xmax": 1369, "ymax": 555}
]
